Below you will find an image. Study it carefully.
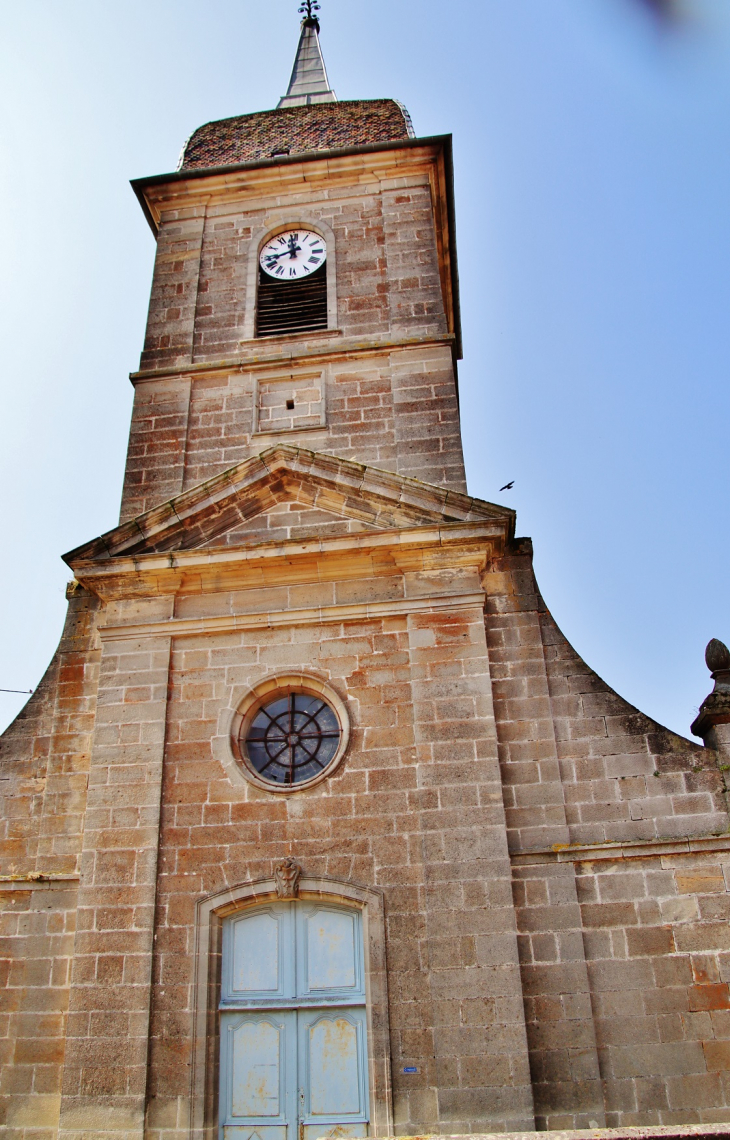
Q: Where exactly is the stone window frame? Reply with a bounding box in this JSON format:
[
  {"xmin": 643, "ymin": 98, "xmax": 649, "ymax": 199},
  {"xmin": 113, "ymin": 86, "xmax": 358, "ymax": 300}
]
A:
[
  {"xmin": 223, "ymin": 672, "xmax": 351, "ymax": 794},
  {"xmin": 189, "ymin": 876, "xmax": 393, "ymax": 1140},
  {"xmin": 251, "ymin": 367, "xmax": 328, "ymax": 437},
  {"xmin": 242, "ymin": 214, "xmax": 338, "ymax": 341}
]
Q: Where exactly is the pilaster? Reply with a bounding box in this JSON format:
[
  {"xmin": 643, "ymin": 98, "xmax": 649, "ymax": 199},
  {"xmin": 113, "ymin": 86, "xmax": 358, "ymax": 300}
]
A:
[
  {"xmin": 406, "ymin": 601, "xmax": 536, "ymax": 1133},
  {"xmin": 58, "ymin": 628, "xmax": 172, "ymax": 1140}
]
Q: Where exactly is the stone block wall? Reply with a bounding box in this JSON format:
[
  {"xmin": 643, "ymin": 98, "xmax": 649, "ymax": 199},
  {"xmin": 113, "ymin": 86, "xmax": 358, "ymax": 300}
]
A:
[
  {"xmin": 576, "ymin": 849, "xmax": 730, "ymax": 1126},
  {"xmin": 143, "ymin": 579, "xmax": 535, "ymax": 1139},
  {"xmin": 121, "ymin": 343, "xmax": 465, "ymax": 522},
  {"xmin": 2, "ymin": 539, "xmax": 730, "ymax": 1137},
  {"xmin": 0, "ymin": 589, "xmax": 101, "ymax": 878},
  {"xmin": 0, "ymin": 882, "xmax": 78, "ymax": 1140},
  {"xmin": 0, "ymin": 590, "xmax": 101, "ymax": 1140},
  {"xmin": 484, "ymin": 546, "xmax": 726, "ymax": 853},
  {"xmin": 486, "ymin": 545, "xmax": 730, "ymax": 1129},
  {"xmin": 119, "ymin": 378, "xmax": 193, "ymax": 523},
  {"xmin": 140, "ymin": 206, "xmax": 207, "ymax": 373},
  {"xmin": 139, "ymin": 175, "xmax": 447, "ymax": 373},
  {"xmin": 510, "ymin": 844, "xmax": 730, "ymax": 1128}
]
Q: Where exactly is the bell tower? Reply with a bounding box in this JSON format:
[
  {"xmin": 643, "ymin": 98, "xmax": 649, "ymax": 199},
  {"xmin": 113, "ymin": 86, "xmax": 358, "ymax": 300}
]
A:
[{"xmin": 120, "ymin": 10, "xmax": 465, "ymax": 526}]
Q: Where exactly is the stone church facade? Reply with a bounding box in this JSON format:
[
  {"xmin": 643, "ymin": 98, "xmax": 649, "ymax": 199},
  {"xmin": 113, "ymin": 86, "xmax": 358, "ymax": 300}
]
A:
[{"xmin": 3, "ymin": 13, "xmax": 730, "ymax": 1140}]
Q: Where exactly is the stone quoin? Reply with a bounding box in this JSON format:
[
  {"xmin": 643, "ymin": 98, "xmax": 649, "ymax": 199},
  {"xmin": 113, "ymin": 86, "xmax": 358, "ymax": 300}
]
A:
[{"xmin": 2, "ymin": 8, "xmax": 730, "ymax": 1140}]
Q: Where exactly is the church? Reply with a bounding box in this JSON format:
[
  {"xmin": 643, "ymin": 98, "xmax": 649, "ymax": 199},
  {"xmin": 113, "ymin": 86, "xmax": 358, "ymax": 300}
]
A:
[{"xmin": 3, "ymin": 7, "xmax": 730, "ymax": 1140}]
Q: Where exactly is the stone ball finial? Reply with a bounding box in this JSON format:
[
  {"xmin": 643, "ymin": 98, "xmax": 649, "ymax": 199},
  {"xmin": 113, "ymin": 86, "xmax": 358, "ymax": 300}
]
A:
[
  {"xmin": 694, "ymin": 638, "xmax": 730, "ymax": 754},
  {"xmin": 706, "ymin": 639, "xmax": 730, "ymax": 675}
]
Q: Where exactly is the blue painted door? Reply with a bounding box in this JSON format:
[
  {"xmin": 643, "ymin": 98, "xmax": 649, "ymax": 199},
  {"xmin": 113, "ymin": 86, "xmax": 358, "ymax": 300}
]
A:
[{"xmin": 220, "ymin": 903, "xmax": 369, "ymax": 1140}]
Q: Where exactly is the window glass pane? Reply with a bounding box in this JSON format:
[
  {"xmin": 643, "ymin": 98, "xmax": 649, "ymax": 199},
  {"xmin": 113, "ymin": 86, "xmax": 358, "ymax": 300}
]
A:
[{"xmin": 243, "ymin": 691, "xmax": 342, "ymax": 787}]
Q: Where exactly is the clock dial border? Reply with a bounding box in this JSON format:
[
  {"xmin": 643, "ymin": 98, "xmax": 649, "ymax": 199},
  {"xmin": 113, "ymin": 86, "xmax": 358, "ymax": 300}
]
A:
[{"xmin": 259, "ymin": 229, "xmax": 328, "ymax": 282}]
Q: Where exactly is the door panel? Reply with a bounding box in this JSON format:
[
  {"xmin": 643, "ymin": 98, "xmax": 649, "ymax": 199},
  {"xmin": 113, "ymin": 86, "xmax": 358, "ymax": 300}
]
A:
[
  {"xmin": 224, "ymin": 1129, "xmax": 288, "ymax": 1140},
  {"xmin": 234, "ymin": 913, "xmax": 280, "ymax": 996},
  {"xmin": 224, "ymin": 906, "xmax": 294, "ymax": 1002},
  {"xmin": 308, "ymin": 1017, "xmax": 360, "ymax": 1113},
  {"xmin": 232, "ymin": 1019, "xmax": 281, "ymax": 1117},
  {"xmin": 302, "ymin": 908, "xmax": 359, "ymax": 993},
  {"xmin": 302, "ymin": 1126, "xmax": 367, "ymax": 1140},
  {"xmin": 220, "ymin": 905, "xmax": 368, "ymax": 1140},
  {"xmin": 220, "ymin": 1012, "xmax": 296, "ymax": 1133},
  {"xmin": 299, "ymin": 1008, "xmax": 368, "ymax": 1125}
]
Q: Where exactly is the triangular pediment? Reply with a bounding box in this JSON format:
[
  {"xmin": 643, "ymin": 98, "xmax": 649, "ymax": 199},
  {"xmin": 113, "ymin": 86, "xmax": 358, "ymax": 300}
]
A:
[{"xmin": 64, "ymin": 446, "xmax": 514, "ymax": 563}]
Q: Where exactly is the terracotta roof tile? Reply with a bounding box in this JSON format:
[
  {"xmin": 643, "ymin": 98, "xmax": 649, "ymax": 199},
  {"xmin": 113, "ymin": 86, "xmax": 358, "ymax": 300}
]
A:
[{"xmin": 180, "ymin": 99, "xmax": 413, "ymax": 170}]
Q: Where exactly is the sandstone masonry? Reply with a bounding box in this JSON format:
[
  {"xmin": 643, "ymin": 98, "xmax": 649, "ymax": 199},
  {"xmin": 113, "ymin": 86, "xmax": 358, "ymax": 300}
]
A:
[{"xmin": 2, "ymin": 64, "xmax": 729, "ymax": 1140}]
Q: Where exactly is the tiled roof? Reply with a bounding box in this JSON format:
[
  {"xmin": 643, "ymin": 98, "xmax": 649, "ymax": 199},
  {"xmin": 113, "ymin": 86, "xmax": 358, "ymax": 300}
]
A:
[{"xmin": 180, "ymin": 99, "xmax": 414, "ymax": 170}]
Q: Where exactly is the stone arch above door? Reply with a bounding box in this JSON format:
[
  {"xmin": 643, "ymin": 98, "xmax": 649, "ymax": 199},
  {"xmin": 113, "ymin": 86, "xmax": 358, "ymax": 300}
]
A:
[{"xmin": 189, "ymin": 875, "xmax": 392, "ymax": 1140}]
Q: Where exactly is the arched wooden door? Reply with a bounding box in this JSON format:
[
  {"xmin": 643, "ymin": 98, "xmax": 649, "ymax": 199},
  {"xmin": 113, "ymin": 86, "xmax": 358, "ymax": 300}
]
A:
[{"xmin": 219, "ymin": 902, "xmax": 369, "ymax": 1140}]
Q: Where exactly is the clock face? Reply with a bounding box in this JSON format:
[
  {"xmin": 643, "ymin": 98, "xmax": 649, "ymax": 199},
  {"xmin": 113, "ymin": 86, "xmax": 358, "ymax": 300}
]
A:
[{"xmin": 259, "ymin": 230, "xmax": 327, "ymax": 281}]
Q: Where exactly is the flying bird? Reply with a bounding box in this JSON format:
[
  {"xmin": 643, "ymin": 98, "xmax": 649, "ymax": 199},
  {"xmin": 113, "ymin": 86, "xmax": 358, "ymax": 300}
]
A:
[{"xmin": 499, "ymin": 481, "xmax": 514, "ymax": 492}]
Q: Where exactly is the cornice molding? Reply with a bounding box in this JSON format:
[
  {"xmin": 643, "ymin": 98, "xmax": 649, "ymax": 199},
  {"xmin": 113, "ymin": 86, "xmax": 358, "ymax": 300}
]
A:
[
  {"xmin": 129, "ymin": 332, "xmax": 455, "ymax": 386},
  {"xmin": 98, "ymin": 589, "xmax": 486, "ymax": 642},
  {"xmin": 133, "ymin": 136, "xmax": 450, "ymax": 229},
  {"xmin": 69, "ymin": 522, "xmax": 502, "ymax": 600}
]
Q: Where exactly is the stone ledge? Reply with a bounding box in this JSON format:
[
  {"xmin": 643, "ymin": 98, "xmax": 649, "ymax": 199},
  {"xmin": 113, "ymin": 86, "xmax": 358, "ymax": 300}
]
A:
[
  {"xmin": 511, "ymin": 833, "xmax": 730, "ymax": 865},
  {"xmin": 129, "ymin": 332, "xmax": 456, "ymax": 383},
  {"xmin": 387, "ymin": 1127, "xmax": 730, "ymax": 1140},
  {"xmin": 0, "ymin": 874, "xmax": 80, "ymax": 889}
]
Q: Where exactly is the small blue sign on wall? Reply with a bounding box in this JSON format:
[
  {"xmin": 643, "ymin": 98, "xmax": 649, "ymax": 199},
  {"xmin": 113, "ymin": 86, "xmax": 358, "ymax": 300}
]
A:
[{"xmin": 403, "ymin": 1067, "xmax": 418, "ymax": 1074}]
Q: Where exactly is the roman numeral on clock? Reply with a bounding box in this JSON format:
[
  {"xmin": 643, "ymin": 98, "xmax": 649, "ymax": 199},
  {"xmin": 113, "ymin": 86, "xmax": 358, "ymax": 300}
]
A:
[{"xmin": 259, "ymin": 229, "xmax": 326, "ymax": 280}]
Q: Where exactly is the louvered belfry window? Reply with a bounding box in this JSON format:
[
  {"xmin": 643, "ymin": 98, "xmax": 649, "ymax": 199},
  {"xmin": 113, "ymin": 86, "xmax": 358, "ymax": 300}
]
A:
[{"xmin": 256, "ymin": 261, "xmax": 328, "ymax": 338}]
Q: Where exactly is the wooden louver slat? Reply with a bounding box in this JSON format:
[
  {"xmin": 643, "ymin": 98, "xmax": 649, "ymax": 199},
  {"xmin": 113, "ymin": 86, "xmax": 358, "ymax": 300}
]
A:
[{"xmin": 256, "ymin": 262, "xmax": 328, "ymax": 338}]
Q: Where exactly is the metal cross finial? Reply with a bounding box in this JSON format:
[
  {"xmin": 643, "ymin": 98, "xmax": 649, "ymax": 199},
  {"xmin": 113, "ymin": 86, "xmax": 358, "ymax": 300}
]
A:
[{"xmin": 298, "ymin": 0, "xmax": 321, "ymax": 28}]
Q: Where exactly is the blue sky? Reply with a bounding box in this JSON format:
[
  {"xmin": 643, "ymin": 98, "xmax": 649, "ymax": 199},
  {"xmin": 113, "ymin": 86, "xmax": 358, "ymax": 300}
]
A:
[{"xmin": 0, "ymin": 0, "xmax": 728, "ymax": 737}]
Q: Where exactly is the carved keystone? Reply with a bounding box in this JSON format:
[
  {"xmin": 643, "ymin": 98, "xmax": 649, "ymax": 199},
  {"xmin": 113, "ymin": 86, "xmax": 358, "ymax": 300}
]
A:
[
  {"xmin": 274, "ymin": 857, "xmax": 302, "ymax": 899},
  {"xmin": 691, "ymin": 638, "xmax": 730, "ymax": 757}
]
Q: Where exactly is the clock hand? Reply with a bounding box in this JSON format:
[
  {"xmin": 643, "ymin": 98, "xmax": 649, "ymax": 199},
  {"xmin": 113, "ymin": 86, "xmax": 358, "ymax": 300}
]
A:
[
  {"xmin": 264, "ymin": 242, "xmax": 302, "ymax": 261},
  {"xmin": 264, "ymin": 247, "xmax": 302, "ymax": 264}
]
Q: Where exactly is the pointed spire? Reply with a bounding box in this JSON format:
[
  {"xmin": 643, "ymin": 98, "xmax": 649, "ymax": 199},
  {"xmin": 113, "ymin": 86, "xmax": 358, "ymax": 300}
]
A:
[{"xmin": 278, "ymin": 2, "xmax": 337, "ymax": 109}]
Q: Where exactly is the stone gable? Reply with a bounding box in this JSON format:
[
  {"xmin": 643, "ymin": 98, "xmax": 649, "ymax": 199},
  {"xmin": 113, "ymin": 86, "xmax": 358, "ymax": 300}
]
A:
[{"xmin": 67, "ymin": 446, "xmax": 512, "ymax": 562}]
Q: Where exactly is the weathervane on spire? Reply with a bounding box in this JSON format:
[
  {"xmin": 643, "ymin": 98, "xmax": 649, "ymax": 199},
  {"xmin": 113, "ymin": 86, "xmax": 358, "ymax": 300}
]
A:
[{"xmin": 298, "ymin": 0, "xmax": 321, "ymax": 30}]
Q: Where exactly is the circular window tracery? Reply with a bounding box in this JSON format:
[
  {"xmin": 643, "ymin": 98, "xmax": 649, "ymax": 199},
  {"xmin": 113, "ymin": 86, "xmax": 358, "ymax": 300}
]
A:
[{"xmin": 242, "ymin": 691, "xmax": 343, "ymax": 788}]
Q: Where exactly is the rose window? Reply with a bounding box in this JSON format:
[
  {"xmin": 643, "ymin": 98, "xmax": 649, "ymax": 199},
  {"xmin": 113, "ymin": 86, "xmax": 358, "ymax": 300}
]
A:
[{"xmin": 243, "ymin": 692, "xmax": 342, "ymax": 787}]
